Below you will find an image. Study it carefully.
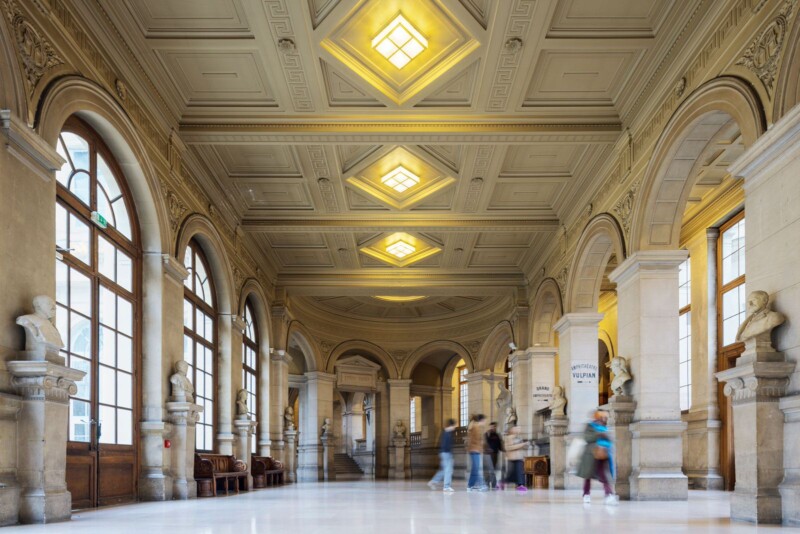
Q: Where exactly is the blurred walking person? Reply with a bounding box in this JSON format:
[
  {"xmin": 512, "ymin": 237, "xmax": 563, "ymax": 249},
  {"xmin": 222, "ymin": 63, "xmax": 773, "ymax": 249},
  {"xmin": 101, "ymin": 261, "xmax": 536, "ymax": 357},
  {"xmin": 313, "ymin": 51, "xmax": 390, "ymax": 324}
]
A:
[
  {"xmin": 577, "ymin": 410, "xmax": 618, "ymax": 505},
  {"xmin": 428, "ymin": 419, "xmax": 457, "ymax": 492},
  {"xmin": 484, "ymin": 422, "xmax": 503, "ymax": 489},
  {"xmin": 467, "ymin": 414, "xmax": 488, "ymax": 491},
  {"xmin": 502, "ymin": 426, "xmax": 527, "ymax": 492}
]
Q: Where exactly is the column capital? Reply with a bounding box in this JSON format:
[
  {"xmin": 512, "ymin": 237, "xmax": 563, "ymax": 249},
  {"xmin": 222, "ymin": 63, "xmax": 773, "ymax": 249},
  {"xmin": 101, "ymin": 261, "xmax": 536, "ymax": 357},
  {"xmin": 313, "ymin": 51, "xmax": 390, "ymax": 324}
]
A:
[
  {"xmin": 1, "ymin": 109, "xmax": 64, "ymax": 181},
  {"xmin": 160, "ymin": 254, "xmax": 189, "ymax": 284},
  {"xmin": 525, "ymin": 346, "xmax": 558, "ymax": 359},
  {"xmin": 716, "ymin": 361, "xmax": 795, "ymax": 404},
  {"xmin": 706, "ymin": 227, "xmax": 720, "ymax": 240},
  {"xmin": 609, "ymin": 250, "xmax": 688, "ymax": 285},
  {"xmin": 7, "ymin": 360, "xmax": 85, "ymax": 403},
  {"xmin": 553, "ymin": 312, "xmax": 603, "ymax": 334},
  {"xmin": 230, "ymin": 315, "xmax": 246, "ymax": 334},
  {"xmin": 270, "ymin": 349, "xmax": 290, "ymax": 364},
  {"xmin": 305, "ymin": 371, "xmax": 336, "ymax": 384},
  {"xmin": 386, "ymin": 378, "xmax": 412, "ymax": 388}
]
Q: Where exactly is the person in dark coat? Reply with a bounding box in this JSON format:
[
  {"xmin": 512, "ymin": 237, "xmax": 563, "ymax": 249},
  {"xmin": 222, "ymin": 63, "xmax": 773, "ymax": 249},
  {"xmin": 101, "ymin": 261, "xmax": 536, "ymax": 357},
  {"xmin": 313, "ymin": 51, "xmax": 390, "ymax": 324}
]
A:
[
  {"xmin": 577, "ymin": 410, "xmax": 618, "ymax": 505},
  {"xmin": 427, "ymin": 419, "xmax": 457, "ymax": 492},
  {"xmin": 484, "ymin": 422, "xmax": 503, "ymax": 489}
]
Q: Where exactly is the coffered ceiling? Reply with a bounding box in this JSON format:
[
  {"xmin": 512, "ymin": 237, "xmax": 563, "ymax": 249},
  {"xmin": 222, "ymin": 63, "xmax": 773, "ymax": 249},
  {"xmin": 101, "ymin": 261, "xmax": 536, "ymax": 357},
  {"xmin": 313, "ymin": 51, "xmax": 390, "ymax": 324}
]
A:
[{"xmin": 95, "ymin": 0, "xmax": 703, "ymax": 312}]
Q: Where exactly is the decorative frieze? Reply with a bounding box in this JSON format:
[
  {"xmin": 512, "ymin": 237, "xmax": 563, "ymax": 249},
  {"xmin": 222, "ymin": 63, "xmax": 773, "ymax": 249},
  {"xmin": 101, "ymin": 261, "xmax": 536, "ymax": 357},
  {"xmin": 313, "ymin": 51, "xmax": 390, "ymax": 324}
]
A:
[
  {"xmin": 612, "ymin": 180, "xmax": 640, "ymax": 239},
  {"xmin": 263, "ymin": 1, "xmax": 314, "ymax": 112},
  {"xmin": 486, "ymin": 0, "xmax": 534, "ymax": 112},
  {"xmin": 736, "ymin": 0, "xmax": 796, "ymax": 93}
]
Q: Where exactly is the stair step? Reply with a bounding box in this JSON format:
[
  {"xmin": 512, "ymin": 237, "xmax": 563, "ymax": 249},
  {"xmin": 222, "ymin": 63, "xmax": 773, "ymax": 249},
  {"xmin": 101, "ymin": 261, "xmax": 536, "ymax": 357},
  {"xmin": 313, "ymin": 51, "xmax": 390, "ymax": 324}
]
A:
[{"xmin": 332, "ymin": 454, "xmax": 364, "ymax": 477}]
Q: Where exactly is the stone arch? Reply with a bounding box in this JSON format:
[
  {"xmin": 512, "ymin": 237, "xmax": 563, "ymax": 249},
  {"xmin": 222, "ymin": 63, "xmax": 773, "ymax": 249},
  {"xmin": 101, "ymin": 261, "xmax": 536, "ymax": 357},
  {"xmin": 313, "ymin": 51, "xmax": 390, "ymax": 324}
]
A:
[
  {"xmin": 175, "ymin": 214, "xmax": 234, "ymax": 315},
  {"xmin": 566, "ymin": 214, "xmax": 626, "ymax": 313},
  {"xmin": 402, "ymin": 340, "xmax": 473, "ymax": 380},
  {"xmin": 326, "ymin": 340, "xmax": 398, "ymax": 379},
  {"xmin": 286, "ymin": 321, "xmax": 320, "ymax": 373},
  {"xmin": 36, "ymin": 76, "xmax": 168, "ymax": 254},
  {"xmin": 530, "ymin": 278, "xmax": 563, "ymax": 346},
  {"xmin": 630, "ymin": 76, "xmax": 766, "ymax": 252},
  {"xmin": 772, "ymin": 7, "xmax": 800, "ymax": 123},
  {"xmin": 478, "ymin": 320, "xmax": 515, "ymax": 373},
  {"xmin": 238, "ymin": 278, "xmax": 272, "ymax": 351}
]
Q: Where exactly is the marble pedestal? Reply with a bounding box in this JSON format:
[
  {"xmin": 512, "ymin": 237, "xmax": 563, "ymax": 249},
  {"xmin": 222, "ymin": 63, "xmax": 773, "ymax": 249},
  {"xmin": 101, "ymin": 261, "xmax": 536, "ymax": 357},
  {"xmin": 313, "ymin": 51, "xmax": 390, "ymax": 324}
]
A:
[
  {"xmin": 321, "ymin": 436, "xmax": 335, "ymax": 481},
  {"xmin": 780, "ymin": 395, "xmax": 800, "ymax": 526},
  {"xmin": 138, "ymin": 421, "xmax": 169, "ymax": 501},
  {"xmin": 716, "ymin": 343, "xmax": 795, "ymax": 524},
  {"xmin": 234, "ymin": 417, "xmax": 256, "ymax": 489},
  {"xmin": 166, "ymin": 400, "xmax": 203, "ymax": 500},
  {"xmin": 545, "ymin": 416, "xmax": 567, "ymax": 489},
  {"xmin": 7, "ymin": 360, "xmax": 85, "ymax": 523},
  {"xmin": 284, "ymin": 430, "xmax": 297, "ymax": 483},
  {"xmin": 388, "ymin": 438, "xmax": 408, "ymax": 480},
  {"xmin": 606, "ymin": 396, "xmax": 635, "ymax": 499}
]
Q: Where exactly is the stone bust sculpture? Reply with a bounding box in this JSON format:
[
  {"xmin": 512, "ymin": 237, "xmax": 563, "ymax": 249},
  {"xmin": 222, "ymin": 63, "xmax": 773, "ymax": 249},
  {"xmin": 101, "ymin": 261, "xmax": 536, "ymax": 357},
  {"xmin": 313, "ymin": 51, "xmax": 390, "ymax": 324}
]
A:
[
  {"xmin": 321, "ymin": 417, "xmax": 331, "ymax": 437},
  {"xmin": 736, "ymin": 290, "xmax": 785, "ymax": 346},
  {"xmin": 235, "ymin": 388, "xmax": 248, "ymax": 417},
  {"xmin": 606, "ymin": 356, "xmax": 632, "ymax": 396},
  {"xmin": 16, "ymin": 295, "xmax": 64, "ymax": 355},
  {"xmin": 284, "ymin": 405, "xmax": 295, "ymax": 431},
  {"xmin": 550, "ymin": 386, "xmax": 567, "ymax": 417},
  {"xmin": 169, "ymin": 360, "xmax": 194, "ymax": 403},
  {"xmin": 393, "ymin": 419, "xmax": 407, "ymax": 439}
]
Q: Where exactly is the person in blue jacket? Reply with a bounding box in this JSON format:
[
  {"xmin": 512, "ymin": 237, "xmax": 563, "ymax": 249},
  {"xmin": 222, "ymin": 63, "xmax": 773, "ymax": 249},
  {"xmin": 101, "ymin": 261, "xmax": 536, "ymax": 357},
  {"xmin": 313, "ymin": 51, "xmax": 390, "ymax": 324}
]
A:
[
  {"xmin": 427, "ymin": 419, "xmax": 457, "ymax": 492},
  {"xmin": 577, "ymin": 410, "xmax": 618, "ymax": 505}
]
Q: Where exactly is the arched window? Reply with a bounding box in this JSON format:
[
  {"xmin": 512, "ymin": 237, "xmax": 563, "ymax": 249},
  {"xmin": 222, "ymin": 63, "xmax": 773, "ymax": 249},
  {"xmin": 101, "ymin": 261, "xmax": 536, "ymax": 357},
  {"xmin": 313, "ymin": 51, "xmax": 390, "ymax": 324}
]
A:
[
  {"xmin": 242, "ymin": 300, "xmax": 258, "ymax": 452},
  {"xmin": 458, "ymin": 365, "xmax": 468, "ymax": 427},
  {"xmin": 55, "ymin": 118, "xmax": 139, "ymax": 508},
  {"xmin": 183, "ymin": 241, "xmax": 216, "ymax": 451}
]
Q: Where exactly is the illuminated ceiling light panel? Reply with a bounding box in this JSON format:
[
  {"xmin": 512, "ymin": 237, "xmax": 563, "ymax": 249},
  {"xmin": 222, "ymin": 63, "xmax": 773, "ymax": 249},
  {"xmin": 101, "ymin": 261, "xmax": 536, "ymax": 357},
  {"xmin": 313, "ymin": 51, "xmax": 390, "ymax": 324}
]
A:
[
  {"xmin": 386, "ymin": 240, "xmax": 416, "ymax": 259},
  {"xmin": 372, "ymin": 15, "xmax": 428, "ymax": 69},
  {"xmin": 374, "ymin": 296, "xmax": 425, "ymax": 303},
  {"xmin": 381, "ymin": 165, "xmax": 420, "ymax": 193}
]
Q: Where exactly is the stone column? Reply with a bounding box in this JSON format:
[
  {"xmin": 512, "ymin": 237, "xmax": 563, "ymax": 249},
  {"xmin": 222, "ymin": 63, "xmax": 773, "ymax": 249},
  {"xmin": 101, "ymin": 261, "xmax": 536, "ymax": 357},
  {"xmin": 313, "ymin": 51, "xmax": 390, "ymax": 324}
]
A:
[
  {"xmin": 297, "ymin": 372, "xmax": 335, "ymax": 482},
  {"xmin": 553, "ymin": 313, "xmax": 603, "ymax": 489},
  {"xmin": 509, "ymin": 350, "xmax": 533, "ymax": 438},
  {"xmin": 610, "ymin": 251, "xmax": 688, "ymax": 501},
  {"xmin": 387, "ymin": 379, "xmax": 411, "ymax": 479},
  {"xmin": 320, "ymin": 434, "xmax": 335, "ymax": 481},
  {"xmin": 166, "ymin": 401, "xmax": 203, "ymax": 500},
  {"xmin": 716, "ymin": 339, "xmax": 795, "ymax": 523},
  {"xmin": 234, "ymin": 417, "xmax": 255, "ymax": 489},
  {"xmin": 465, "ymin": 370, "xmax": 506, "ymax": 423},
  {"xmin": 7, "ymin": 361, "xmax": 85, "ymax": 523},
  {"xmin": 545, "ymin": 416, "xmax": 568, "ymax": 489},
  {"xmin": 284, "ymin": 429, "xmax": 298, "ymax": 483},
  {"xmin": 780, "ymin": 395, "xmax": 800, "ymax": 526},
  {"xmin": 529, "ymin": 346, "xmax": 558, "ymax": 441},
  {"xmin": 0, "ymin": 397, "xmax": 21, "ymax": 526},
  {"xmin": 606, "ymin": 395, "xmax": 636, "ymax": 499},
  {"xmin": 216, "ymin": 314, "xmax": 236, "ymax": 455},
  {"xmin": 269, "ymin": 350, "xmax": 289, "ymax": 461}
]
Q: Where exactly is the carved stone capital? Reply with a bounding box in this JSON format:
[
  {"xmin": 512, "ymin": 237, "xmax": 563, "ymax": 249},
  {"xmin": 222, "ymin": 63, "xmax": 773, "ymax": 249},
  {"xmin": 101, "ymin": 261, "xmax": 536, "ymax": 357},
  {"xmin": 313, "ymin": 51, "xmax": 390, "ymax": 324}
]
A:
[
  {"xmin": 545, "ymin": 415, "xmax": 568, "ymax": 437},
  {"xmin": 716, "ymin": 361, "xmax": 795, "ymax": 404},
  {"xmin": 6, "ymin": 360, "xmax": 84, "ymax": 403},
  {"xmin": 166, "ymin": 401, "xmax": 203, "ymax": 426},
  {"xmin": 161, "ymin": 254, "xmax": 189, "ymax": 283}
]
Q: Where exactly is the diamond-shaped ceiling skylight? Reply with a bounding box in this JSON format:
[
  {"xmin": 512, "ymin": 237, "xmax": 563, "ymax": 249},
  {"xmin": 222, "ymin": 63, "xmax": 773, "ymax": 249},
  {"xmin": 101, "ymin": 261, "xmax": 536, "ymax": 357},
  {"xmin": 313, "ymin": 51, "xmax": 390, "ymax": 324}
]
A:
[
  {"xmin": 381, "ymin": 165, "xmax": 420, "ymax": 193},
  {"xmin": 372, "ymin": 15, "xmax": 428, "ymax": 69},
  {"xmin": 386, "ymin": 240, "xmax": 416, "ymax": 258}
]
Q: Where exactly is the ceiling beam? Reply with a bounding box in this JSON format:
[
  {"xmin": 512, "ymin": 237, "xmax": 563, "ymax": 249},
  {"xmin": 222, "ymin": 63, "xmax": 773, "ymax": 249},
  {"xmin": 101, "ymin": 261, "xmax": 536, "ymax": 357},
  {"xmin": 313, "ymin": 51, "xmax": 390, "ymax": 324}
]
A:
[
  {"xmin": 179, "ymin": 122, "xmax": 621, "ymax": 145},
  {"xmin": 241, "ymin": 218, "xmax": 560, "ymax": 232}
]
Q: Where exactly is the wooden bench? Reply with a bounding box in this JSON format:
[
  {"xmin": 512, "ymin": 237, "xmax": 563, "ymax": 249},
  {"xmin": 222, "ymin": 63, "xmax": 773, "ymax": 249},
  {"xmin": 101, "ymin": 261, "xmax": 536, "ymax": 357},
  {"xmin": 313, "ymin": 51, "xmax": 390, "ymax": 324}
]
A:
[
  {"xmin": 252, "ymin": 456, "xmax": 285, "ymax": 488},
  {"xmin": 194, "ymin": 453, "xmax": 248, "ymax": 497}
]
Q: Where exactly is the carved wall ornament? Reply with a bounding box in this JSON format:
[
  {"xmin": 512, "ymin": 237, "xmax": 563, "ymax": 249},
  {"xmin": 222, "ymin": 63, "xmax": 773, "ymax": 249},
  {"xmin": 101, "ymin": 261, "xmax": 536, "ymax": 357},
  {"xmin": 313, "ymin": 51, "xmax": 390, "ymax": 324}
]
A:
[
  {"xmin": 277, "ymin": 38, "xmax": 296, "ymax": 54},
  {"xmin": 2, "ymin": 0, "xmax": 64, "ymax": 96},
  {"xmin": 736, "ymin": 0, "xmax": 795, "ymax": 93},
  {"xmin": 161, "ymin": 180, "xmax": 187, "ymax": 231},
  {"xmin": 504, "ymin": 37, "xmax": 524, "ymax": 53},
  {"xmin": 468, "ymin": 340, "xmax": 481, "ymax": 355},
  {"xmin": 612, "ymin": 180, "xmax": 640, "ymax": 238},
  {"xmin": 114, "ymin": 78, "xmax": 128, "ymax": 103},
  {"xmin": 554, "ymin": 266, "xmax": 569, "ymax": 294},
  {"xmin": 263, "ymin": 1, "xmax": 314, "ymax": 111},
  {"xmin": 674, "ymin": 76, "xmax": 687, "ymax": 98},
  {"xmin": 233, "ymin": 267, "xmax": 244, "ymax": 294},
  {"xmin": 319, "ymin": 340, "xmax": 332, "ymax": 354}
]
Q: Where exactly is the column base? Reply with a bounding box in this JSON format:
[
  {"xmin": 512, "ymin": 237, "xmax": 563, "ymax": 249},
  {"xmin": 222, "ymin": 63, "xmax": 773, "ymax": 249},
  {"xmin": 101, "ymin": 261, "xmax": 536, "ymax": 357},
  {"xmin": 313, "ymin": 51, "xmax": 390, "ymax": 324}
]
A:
[
  {"xmin": 216, "ymin": 433, "xmax": 235, "ymax": 455},
  {"xmin": 18, "ymin": 489, "xmax": 71, "ymax": 524},
  {"xmin": 629, "ymin": 420, "xmax": 687, "ymax": 501},
  {"xmin": 686, "ymin": 470, "xmax": 724, "ymax": 490},
  {"xmin": 731, "ymin": 489, "xmax": 783, "ymax": 524},
  {"xmin": 0, "ymin": 486, "xmax": 20, "ymax": 526},
  {"xmin": 297, "ymin": 444, "xmax": 322, "ymax": 482},
  {"xmin": 138, "ymin": 473, "xmax": 172, "ymax": 501},
  {"xmin": 780, "ymin": 482, "xmax": 800, "ymax": 526}
]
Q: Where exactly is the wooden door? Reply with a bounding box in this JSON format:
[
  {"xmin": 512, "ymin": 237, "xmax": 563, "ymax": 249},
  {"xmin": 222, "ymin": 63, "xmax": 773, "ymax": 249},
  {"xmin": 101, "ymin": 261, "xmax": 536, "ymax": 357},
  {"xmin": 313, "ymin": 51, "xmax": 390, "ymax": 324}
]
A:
[{"xmin": 718, "ymin": 344, "xmax": 742, "ymax": 491}]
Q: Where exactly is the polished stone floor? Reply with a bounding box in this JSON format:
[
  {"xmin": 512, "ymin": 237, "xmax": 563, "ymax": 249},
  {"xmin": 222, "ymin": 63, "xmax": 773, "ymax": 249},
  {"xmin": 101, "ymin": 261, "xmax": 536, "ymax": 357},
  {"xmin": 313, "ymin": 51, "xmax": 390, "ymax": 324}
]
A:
[{"xmin": 8, "ymin": 482, "xmax": 798, "ymax": 533}]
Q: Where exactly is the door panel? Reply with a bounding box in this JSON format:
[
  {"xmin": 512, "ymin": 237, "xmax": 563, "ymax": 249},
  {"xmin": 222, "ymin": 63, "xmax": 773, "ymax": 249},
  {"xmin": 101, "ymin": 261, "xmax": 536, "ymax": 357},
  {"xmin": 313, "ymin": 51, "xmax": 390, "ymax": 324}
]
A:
[{"xmin": 66, "ymin": 443, "xmax": 95, "ymax": 510}]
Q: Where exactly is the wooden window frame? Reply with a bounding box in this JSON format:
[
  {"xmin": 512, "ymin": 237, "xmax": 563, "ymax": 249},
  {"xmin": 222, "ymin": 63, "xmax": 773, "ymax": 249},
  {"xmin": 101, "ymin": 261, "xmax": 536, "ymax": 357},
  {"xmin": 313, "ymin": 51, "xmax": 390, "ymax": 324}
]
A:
[
  {"xmin": 242, "ymin": 299, "xmax": 258, "ymax": 423},
  {"xmin": 183, "ymin": 240, "xmax": 217, "ymax": 452},
  {"xmin": 678, "ymin": 257, "xmax": 691, "ymax": 414},
  {"xmin": 458, "ymin": 365, "xmax": 468, "ymax": 427}
]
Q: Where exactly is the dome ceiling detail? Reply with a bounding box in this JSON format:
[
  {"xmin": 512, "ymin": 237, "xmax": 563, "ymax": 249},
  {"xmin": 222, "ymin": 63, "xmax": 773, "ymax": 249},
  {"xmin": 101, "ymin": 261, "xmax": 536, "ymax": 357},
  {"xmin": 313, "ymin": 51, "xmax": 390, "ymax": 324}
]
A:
[{"xmin": 306, "ymin": 295, "xmax": 498, "ymax": 321}]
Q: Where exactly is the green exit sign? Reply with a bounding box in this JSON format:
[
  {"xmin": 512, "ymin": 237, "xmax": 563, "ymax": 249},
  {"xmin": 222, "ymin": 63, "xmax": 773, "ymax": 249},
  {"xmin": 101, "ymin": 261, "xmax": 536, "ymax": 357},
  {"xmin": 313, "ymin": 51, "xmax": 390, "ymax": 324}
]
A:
[{"xmin": 91, "ymin": 211, "xmax": 108, "ymax": 229}]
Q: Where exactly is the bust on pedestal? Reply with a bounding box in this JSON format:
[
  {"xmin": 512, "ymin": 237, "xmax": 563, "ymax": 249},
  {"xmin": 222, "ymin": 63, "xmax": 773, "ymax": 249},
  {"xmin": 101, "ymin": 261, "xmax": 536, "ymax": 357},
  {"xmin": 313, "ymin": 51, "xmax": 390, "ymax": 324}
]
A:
[
  {"xmin": 166, "ymin": 361, "xmax": 203, "ymax": 500},
  {"xmin": 716, "ymin": 291, "xmax": 794, "ymax": 524},
  {"xmin": 545, "ymin": 387, "xmax": 568, "ymax": 489},
  {"xmin": 320, "ymin": 418, "xmax": 335, "ymax": 481},
  {"xmin": 602, "ymin": 358, "xmax": 635, "ymax": 500},
  {"xmin": 8, "ymin": 296, "xmax": 86, "ymax": 524},
  {"xmin": 389, "ymin": 420, "xmax": 408, "ymax": 479}
]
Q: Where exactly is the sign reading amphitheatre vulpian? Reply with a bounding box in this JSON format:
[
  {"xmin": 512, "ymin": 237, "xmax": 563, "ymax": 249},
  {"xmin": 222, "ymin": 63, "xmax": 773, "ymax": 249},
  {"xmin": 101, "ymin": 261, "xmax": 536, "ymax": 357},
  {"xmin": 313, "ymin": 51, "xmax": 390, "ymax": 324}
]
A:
[{"xmin": 570, "ymin": 362, "xmax": 598, "ymax": 385}]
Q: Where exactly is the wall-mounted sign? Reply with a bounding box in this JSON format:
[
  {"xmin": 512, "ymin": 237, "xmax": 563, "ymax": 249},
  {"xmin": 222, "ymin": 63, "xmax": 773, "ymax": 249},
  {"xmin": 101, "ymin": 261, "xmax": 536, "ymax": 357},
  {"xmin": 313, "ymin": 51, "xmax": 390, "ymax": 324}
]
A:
[
  {"xmin": 571, "ymin": 361, "xmax": 598, "ymax": 385},
  {"xmin": 532, "ymin": 383, "xmax": 552, "ymax": 409}
]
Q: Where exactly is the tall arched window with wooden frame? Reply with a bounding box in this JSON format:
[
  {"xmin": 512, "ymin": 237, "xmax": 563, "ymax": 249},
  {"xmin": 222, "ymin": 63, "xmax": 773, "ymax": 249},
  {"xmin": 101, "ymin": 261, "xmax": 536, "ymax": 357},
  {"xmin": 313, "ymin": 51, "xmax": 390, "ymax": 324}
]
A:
[
  {"xmin": 458, "ymin": 365, "xmax": 468, "ymax": 427},
  {"xmin": 242, "ymin": 299, "xmax": 258, "ymax": 453},
  {"xmin": 678, "ymin": 257, "xmax": 692, "ymax": 412},
  {"xmin": 55, "ymin": 117, "xmax": 140, "ymax": 509},
  {"xmin": 183, "ymin": 241, "xmax": 216, "ymax": 452}
]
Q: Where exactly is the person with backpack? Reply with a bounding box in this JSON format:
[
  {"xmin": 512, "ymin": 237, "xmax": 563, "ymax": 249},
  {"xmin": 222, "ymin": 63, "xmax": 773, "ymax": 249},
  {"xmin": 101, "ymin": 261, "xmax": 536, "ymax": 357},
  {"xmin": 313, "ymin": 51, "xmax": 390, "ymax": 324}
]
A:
[{"xmin": 577, "ymin": 410, "xmax": 618, "ymax": 505}]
